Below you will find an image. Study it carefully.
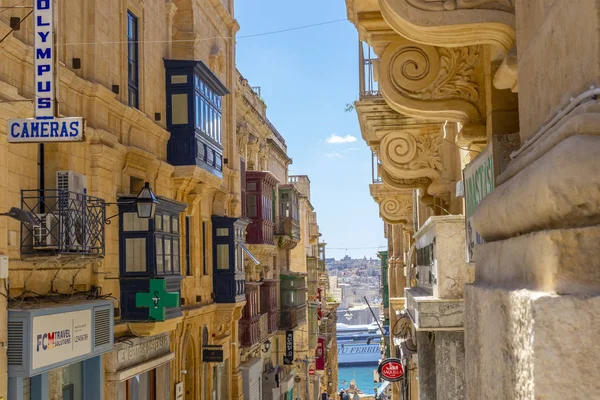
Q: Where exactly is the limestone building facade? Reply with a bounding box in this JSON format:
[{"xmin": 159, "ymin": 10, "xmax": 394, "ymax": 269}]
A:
[
  {"xmin": 0, "ymin": 0, "xmax": 246, "ymax": 398},
  {"xmin": 345, "ymin": 0, "xmax": 600, "ymax": 399}
]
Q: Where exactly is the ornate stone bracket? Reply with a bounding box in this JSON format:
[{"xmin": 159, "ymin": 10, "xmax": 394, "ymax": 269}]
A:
[
  {"xmin": 379, "ymin": 0, "xmax": 515, "ymax": 51},
  {"xmin": 370, "ymin": 185, "xmax": 415, "ymax": 225},
  {"xmin": 379, "ymin": 40, "xmax": 483, "ymax": 124}
]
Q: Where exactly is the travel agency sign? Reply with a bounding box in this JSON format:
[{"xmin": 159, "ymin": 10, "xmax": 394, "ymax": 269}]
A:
[{"xmin": 8, "ymin": 0, "xmax": 83, "ymax": 142}]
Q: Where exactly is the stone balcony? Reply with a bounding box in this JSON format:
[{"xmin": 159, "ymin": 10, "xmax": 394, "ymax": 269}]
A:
[
  {"xmin": 406, "ymin": 215, "xmax": 473, "ymax": 331},
  {"xmin": 405, "ymin": 286, "xmax": 464, "ymax": 331}
]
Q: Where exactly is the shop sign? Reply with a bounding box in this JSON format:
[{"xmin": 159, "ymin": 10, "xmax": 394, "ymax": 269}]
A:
[
  {"xmin": 463, "ymin": 146, "xmax": 494, "ymax": 263},
  {"xmin": 32, "ymin": 309, "xmax": 92, "ymax": 370},
  {"xmin": 116, "ymin": 332, "xmax": 171, "ymax": 371},
  {"xmin": 7, "ymin": 0, "xmax": 83, "ymax": 143},
  {"xmin": 283, "ymin": 330, "xmax": 294, "ymax": 365},
  {"xmin": 377, "ymin": 358, "xmax": 404, "ymax": 382},
  {"xmin": 315, "ymin": 337, "xmax": 325, "ymax": 370},
  {"xmin": 135, "ymin": 278, "xmax": 180, "ymax": 321},
  {"xmin": 202, "ymin": 345, "xmax": 224, "ymax": 363}
]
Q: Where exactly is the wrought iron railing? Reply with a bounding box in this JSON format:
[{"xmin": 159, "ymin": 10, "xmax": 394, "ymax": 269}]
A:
[
  {"xmin": 20, "ymin": 189, "xmax": 105, "ymax": 256},
  {"xmin": 251, "ymin": 86, "xmax": 262, "ymax": 99},
  {"xmin": 359, "ymin": 41, "xmax": 381, "ymax": 99},
  {"xmin": 372, "ymin": 151, "xmax": 383, "ymax": 184}
]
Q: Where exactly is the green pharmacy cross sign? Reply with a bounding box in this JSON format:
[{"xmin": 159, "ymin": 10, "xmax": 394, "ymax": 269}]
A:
[{"xmin": 135, "ymin": 279, "xmax": 180, "ymax": 321}]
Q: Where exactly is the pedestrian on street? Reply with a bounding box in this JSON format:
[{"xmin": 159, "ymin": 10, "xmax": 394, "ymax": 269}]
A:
[{"xmin": 339, "ymin": 390, "xmax": 345, "ymax": 400}]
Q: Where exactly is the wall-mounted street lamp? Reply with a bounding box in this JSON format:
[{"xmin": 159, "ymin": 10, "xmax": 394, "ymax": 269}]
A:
[
  {"xmin": 0, "ymin": 207, "xmax": 37, "ymax": 226},
  {"xmin": 105, "ymin": 182, "xmax": 159, "ymax": 224},
  {"xmin": 262, "ymin": 339, "xmax": 271, "ymax": 353}
]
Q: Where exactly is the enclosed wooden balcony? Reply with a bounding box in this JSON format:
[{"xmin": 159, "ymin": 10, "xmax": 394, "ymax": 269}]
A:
[
  {"xmin": 276, "ymin": 185, "xmax": 301, "ymax": 249},
  {"xmin": 280, "ymin": 272, "xmax": 307, "ymax": 331},
  {"xmin": 246, "ymin": 171, "xmax": 278, "ymax": 246}
]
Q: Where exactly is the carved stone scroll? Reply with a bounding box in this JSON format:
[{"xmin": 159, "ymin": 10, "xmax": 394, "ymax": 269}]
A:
[
  {"xmin": 379, "ymin": 132, "xmax": 443, "ymax": 181},
  {"xmin": 380, "ymin": 40, "xmax": 482, "ymax": 124}
]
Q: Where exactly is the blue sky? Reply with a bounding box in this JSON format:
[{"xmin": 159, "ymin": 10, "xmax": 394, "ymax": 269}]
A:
[{"xmin": 235, "ymin": 1, "xmax": 385, "ymax": 259}]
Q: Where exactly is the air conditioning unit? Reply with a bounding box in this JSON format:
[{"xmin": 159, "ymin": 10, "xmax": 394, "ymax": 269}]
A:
[
  {"xmin": 56, "ymin": 171, "xmax": 87, "ymax": 251},
  {"xmin": 33, "ymin": 213, "xmax": 60, "ymax": 249}
]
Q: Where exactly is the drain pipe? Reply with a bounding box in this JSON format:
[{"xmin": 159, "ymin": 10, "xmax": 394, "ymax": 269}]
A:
[{"xmin": 511, "ymin": 86, "xmax": 600, "ymax": 160}]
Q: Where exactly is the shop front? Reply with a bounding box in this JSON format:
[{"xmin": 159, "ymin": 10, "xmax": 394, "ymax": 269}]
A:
[
  {"xmin": 240, "ymin": 357, "xmax": 263, "ymax": 400},
  {"xmin": 7, "ymin": 300, "xmax": 114, "ymax": 400},
  {"xmin": 105, "ymin": 332, "xmax": 174, "ymax": 400}
]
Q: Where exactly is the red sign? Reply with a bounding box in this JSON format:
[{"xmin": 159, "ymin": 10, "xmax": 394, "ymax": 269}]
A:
[
  {"xmin": 377, "ymin": 358, "xmax": 404, "ymax": 382},
  {"xmin": 309, "ymin": 368, "xmax": 315, "ymax": 376},
  {"xmin": 315, "ymin": 337, "xmax": 325, "ymax": 370}
]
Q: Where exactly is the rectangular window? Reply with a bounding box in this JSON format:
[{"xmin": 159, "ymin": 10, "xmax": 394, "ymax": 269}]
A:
[
  {"xmin": 185, "ymin": 216, "xmax": 191, "ymax": 276},
  {"xmin": 216, "ymin": 244, "xmax": 229, "ymax": 270},
  {"xmin": 173, "ymin": 238, "xmax": 180, "ymax": 273},
  {"xmin": 123, "ymin": 213, "xmax": 149, "ymax": 231},
  {"xmin": 164, "ymin": 238, "xmax": 172, "ymax": 273},
  {"xmin": 194, "ymin": 77, "xmax": 222, "ymax": 145},
  {"xmin": 155, "ymin": 237, "xmax": 163, "ymax": 273},
  {"xmin": 247, "ymin": 195, "xmax": 257, "ymax": 218},
  {"xmin": 127, "ymin": 11, "xmax": 139, "ymax": 108},
  {"xmin": 155, "ymin": 214, "xmax": 164, "ymax": 231},
  {"xmin": 125, "ymin": 238, "xmax": 146, "ymax": 272},
  {"xmin": 216, "ymin": 228, "xmax": 229, "ymax": 237},
  {"xmin": 171, "ymin": 93, "xmax": 189, "ymax": 125},
  {"xmin": 202, "ymin": 221, "xmax": 208, "ymax": 275}
]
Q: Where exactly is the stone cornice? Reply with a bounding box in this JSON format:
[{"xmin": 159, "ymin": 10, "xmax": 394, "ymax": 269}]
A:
[{"xmin": 379, "ymin": 0, "xmax": 515, "ymax": 52}]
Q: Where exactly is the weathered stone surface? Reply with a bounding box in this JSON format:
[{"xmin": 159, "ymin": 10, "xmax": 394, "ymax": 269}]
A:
[
  {"xmin": 474, "ymin": 135, "xmax": 600, "ymax": 241},
  {"xmin": 475, "ymin": 225, "xmax": 600, "ymax": 295},
  {"xmin": 466, "ymin": 285, "xmax": 600, "ymax": 400},
  {"xmin": 436, "ymin": 331, "xmax": 466, "ymax": 400},
  {"xmin": 406, "ymin": 286, "xmax": 465, "ymax": 330}
]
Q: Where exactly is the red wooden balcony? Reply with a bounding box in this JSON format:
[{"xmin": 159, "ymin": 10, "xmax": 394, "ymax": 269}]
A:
[
  {"xmin": 246, "ymin": 171, "xmax": 278, "ymax": 246},
  {"xmin": 268, "ymin": 310, "xmax": 279, "ymax": 334}
]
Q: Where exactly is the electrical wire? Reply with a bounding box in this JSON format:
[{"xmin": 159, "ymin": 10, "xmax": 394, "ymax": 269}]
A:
[
  {"xmin": 48, "ymin": 18, "xmax": 348, "ymax": 48},
  {"xmin": 0, "ymin": 8, "xmax": 31, "ymax": 44},
  {"xmin": 0, "ymin": 0, "xmax": 30, "ymax": 15}
]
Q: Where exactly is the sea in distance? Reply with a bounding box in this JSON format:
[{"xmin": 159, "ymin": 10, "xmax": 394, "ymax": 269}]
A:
[{"xmin": 338, "ymin": 364, "xmax": 382, "ymax": 395}]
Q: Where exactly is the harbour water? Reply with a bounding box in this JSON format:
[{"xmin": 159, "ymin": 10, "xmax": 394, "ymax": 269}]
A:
[{"xmin": 338, "ymin": 365, "xmax": 380, "ymax": 394}]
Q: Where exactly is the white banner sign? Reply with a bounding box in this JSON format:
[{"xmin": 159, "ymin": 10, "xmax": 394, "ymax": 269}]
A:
[
  {"xmin": 34, "ymin": 0, "xmax": 54, "ymax": 118},
  {"xmin": 8, "ymin": 117, "xmax": 83, "ymax": 142},
  {"xmin": 32, "ymin": 309, "xmax": 92, "ymax": 370},
  {"xmin": 7, "ymin": 0, "xmax": 85, "ymax": 143}
]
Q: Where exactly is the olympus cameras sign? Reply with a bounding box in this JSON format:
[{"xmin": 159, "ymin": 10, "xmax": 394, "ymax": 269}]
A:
[{"xmin": 7, "ymin": 0, "xmax": 83, "ymax": 143}]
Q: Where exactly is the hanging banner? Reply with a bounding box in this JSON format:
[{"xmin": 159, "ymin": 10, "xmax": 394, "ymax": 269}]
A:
[
  {"xmin": 315, "ymin": 337, "xmax": 325, "ymax": 370},
  {"xmin": 7, "ymin": 0, "xmax": 84, "ymax": 143},
  {"xmin": 283, "ymin": 331, "xmax": 294, "ymax": 365}
]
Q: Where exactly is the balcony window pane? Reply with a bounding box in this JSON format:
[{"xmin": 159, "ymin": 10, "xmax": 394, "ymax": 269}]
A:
[
  {"xmin": 171, "ymin": 75, "xmax": 187, "ymax": 84},
  {"xmin": 248, "ymin": 195, "xmax": 257, "ymax": 218},
  {"xmin": 236, "ymin": 245, "xmax": 244, "ymax": 272},
  {"xmin": 165, "ymin": 237, "xmax": 172, "ymax": 273},
  {"xmin": 173, "ymin": 238, "xmax": 180, "ymax": 272},
  {"xmin": 155, "ymin": 214, "xmax": 163, "ymax": 231},
  {"xmin": 216, "ymin": 228, "xmax": 229, "ymax": 237},
  {"xmin": 125, "ymin": 238, "xmax": 146, "ymax": 272},
  {"xmin": 123, "ymin": 213, "xmax": 148, "ymax": 231},
  {"xmin": 156, "ymin": 237, "xmax": 163, "ymax": 273},
  {"xmin": 172, "ymin": 217, "xmax": 179, "ymax": 233},
  {"xmin": 171, "ymin": 93, "xmax": 189, "ymax": 125},
  {"xmin": 217, "ymin": 244, "xmax": 229, "ymax": 270},
  {"xmin": 195, "ymin": 93, "xmax": 201, "ymax": 128}
]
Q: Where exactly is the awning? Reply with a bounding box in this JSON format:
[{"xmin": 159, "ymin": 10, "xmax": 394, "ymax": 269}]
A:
[{"xmin": 237, "ymin": 241, "xmax": 260, "ymax": 265}]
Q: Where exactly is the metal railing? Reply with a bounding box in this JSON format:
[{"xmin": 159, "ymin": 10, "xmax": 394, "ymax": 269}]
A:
[
  {"xmin": 276, "ymin": 217, "xmax": 301, "ymax": 241},
  {"xmin": 20, "ymin": 189, "xmax": 105, "ymax": 256},
  {"xmin": 251, "ymin": 86, "xmax": 262, "ymax": 98},
  {"xmin": 372, "ymin": 151, "xmax": 383, "ymax": 184},
  {"xmin": 359, "ymin": 41, "xmax": 381, "ymax": 99},
  {"xmin": 280, "ymin": 305, "xmax": 307, "ymax": 330}
]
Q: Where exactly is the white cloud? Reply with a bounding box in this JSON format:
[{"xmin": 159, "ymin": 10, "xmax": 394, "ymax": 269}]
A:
[
  {"xmin": 325, "ymin": 152, "xmax": 344, "ymax": 159},
  {"xmin": 326, "ymin": 134, "xmax": 357, "ymax": 144}
]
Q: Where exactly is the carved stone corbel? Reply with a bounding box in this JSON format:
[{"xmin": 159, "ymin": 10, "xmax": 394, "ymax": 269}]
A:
[
  {"xmin": 370, "ymin": 185, "xmax": 414, "ymax": 226},
  {"xmin": 379, "ymin": 0, "xmax": 515, "ymax": 51},
  {"xmin": 379, "ymin": 39, "xmax": 484, "ymax": 124}
]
